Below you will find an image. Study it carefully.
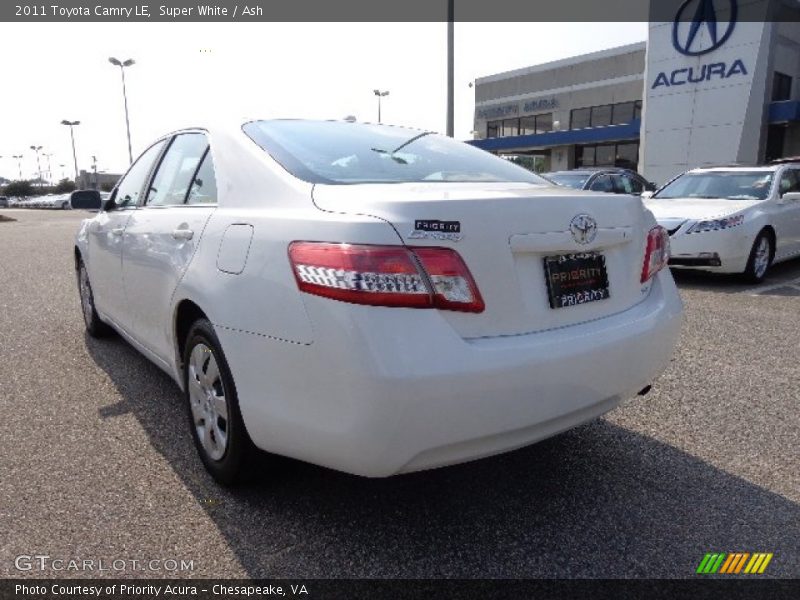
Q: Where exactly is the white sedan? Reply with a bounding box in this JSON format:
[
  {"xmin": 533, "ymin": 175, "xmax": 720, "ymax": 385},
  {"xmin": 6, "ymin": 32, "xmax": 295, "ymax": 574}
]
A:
[
  {"xmin": 75, "ymin": 119, "xmax": 683, "ymax": 484},
  {"xmin": 644, "ymin": 165, "xmax": 800, "ymax": 282}
]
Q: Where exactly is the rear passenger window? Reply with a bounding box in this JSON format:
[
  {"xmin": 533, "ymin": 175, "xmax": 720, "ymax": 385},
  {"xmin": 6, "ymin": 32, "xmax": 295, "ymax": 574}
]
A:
[
  {"xmin": 114, "ymin": 141, "xmax": 166, "ymax": 208},
  {"xmin": 146, "ymin": 133, "xmax": 208, "ymax": 206},
  {"xmin": 186, "ymin": 150, "xmax": 218, "ymax": 205},
  {"xmin": 589, "ymin": 174, "xmax": 614, "ymax": 193},
  {"xmin": 779, "ymin": 170, "xmax": 800, "ymax": 196}
]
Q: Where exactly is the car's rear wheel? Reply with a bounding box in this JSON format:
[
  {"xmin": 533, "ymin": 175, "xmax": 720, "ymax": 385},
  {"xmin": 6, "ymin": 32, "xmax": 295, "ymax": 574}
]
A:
[
  {"xmin": 77, "ymin": 260, "xmax": 111, "ymax": 337},
  {"xmin": 743, "ymin": 231, "xmax": 773, "ymax": 284},
  {"xmin": 183, "ymin": 318, "xmax": 254, "ymax": 485}
]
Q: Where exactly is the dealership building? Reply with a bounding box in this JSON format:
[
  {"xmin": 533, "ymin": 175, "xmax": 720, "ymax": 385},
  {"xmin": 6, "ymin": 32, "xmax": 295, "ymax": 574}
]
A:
[{"xmin": 469, "ymin": 0, "xmax": 800, "ymax": 185}]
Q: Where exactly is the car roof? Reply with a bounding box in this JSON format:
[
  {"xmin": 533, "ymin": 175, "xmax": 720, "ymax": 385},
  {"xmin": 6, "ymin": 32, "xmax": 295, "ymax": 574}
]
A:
[
  {"xmin": 686, "ymin": 165, "xmax": 781, "ymax": 173},
  {"xmin": 545, "ymin": 168, "xmax": 637, "ymax": 175}
]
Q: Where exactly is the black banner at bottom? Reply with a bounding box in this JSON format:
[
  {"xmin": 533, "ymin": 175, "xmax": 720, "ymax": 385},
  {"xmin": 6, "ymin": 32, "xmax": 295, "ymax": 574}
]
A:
[{"xmin": 2, "ymin": 579, "xmax": 799, "ymax": 600}]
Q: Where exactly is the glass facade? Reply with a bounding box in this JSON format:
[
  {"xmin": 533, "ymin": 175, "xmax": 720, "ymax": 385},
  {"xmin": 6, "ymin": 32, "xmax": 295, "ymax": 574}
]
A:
[
  {"xmin": 487, "ymin": 113, "xmax": 553, "ymax": 138},
  {"xmin": 575, "ymin": 142, "xmax": 639, "ymax": 170},
  {"xmin": 570, "ymin": 101, "xmax": 642, "ymax": 130}
]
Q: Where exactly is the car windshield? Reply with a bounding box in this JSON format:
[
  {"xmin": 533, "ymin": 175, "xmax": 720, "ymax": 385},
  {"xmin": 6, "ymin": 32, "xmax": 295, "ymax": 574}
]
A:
[
  {"xmin": 654, "ymin": 171, "xmax": 774, "ymax": 201},
  {"xmin": 243, "ymin": 120, "xmax": 550, "ymax": 185},
  {"xmin": 545, "ymin": 172, "xmax": 591, "ymax": 189}
]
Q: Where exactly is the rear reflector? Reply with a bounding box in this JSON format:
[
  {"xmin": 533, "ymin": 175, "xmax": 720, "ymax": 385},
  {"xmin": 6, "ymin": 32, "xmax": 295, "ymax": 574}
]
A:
[
  {"xmin": 641, "ymin": 226, "xmax": 670, "ymax": 283},
  {"xmin": 288, "ymin": 242, "xmax": 484, "ymax": 312}
]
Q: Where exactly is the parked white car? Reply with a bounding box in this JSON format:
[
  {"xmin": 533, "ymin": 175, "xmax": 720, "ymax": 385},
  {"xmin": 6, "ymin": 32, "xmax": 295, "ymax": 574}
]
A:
[
  {"xmin": 75, "ymin": 120, "xmax": 683, "ymax": 484},
  {"xmin": 644, "ymin": 164, "xmax": 800, "ymax": 282}
]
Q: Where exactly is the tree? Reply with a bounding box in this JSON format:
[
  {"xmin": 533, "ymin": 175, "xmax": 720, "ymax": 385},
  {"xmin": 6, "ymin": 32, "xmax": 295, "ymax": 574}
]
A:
[
  {"xmin": 53, "ymin": 179, "xmax": 77, "ymax": 194},
  {"xmin": 3, "ymin": 180, "xmax": 34, "ymax": 197},
  {"xmin": 100, "ymin": 182, "xmax": 115, "ymax": 192}
]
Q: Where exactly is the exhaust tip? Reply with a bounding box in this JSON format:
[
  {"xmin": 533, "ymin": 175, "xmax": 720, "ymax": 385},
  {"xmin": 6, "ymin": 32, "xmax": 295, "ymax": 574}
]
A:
[{"xmin": 637, "ymin": 385, "xmax": 652, "ymax": 396}]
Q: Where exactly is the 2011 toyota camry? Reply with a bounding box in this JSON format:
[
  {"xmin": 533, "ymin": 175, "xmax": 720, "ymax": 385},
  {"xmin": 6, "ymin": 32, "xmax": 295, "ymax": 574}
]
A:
[
  {"xmin": 644, "ymin": 164, "xmax": 800, "ymax": 282},
  {"xmin": 75, "ymin": 119, "xmax": 683, "ymax": 484}
]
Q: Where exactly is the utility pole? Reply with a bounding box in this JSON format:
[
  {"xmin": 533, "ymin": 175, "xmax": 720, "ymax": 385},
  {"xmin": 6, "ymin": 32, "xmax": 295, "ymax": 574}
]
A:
[{"xmin": 446, "ymin": 0, "xmax": 454, "ymax": 137}]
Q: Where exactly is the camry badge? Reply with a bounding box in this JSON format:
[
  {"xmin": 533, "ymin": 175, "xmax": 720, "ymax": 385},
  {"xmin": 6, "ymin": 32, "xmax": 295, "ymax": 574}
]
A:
[{"xmin": 569, "ymin": 214, "xmax": 598, "ymax": 245}]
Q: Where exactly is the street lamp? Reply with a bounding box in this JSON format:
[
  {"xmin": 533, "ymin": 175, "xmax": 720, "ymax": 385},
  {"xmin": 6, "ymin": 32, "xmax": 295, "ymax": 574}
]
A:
[
  {"xmin": 12, "ymin": 155, "xmax": 23, "ymax": 180},
  {"xmin": 109, "ymin": 57, "xmax": 135, "ymax": 164},
  {"xmin": 30, "ymin": 145, "xmax": 43, "ymax": 187},
  {"xmin": 61, "ymin": 120, "xmax": 81, "ymax": 182},
  {"xmin": 373, "ymin": 89, "xmax": 389, "ymax": 124},
  {"xmin": 43, "ymin": 153, "xmax": 53, "ymax": 184}
]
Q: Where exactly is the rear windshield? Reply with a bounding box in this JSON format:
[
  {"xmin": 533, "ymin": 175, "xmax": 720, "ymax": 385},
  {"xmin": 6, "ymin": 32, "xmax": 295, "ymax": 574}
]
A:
[
  {"xmin": 243, "ymin": 120, "xmax": 550, "ymax": 185},
  {"xmin": 546, "ymin": 172, "xmax": 590, "ymax": 189},
  {"xmin": 654, "ymin": 171, "xmax": 774, "ymax": 201}
]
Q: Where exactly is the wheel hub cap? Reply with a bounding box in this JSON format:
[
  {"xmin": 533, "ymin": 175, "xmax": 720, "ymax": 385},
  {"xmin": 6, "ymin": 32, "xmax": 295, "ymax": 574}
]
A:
[{"xmin": 188, "ymin": 343, "xmax": 229, "ymax": 461}]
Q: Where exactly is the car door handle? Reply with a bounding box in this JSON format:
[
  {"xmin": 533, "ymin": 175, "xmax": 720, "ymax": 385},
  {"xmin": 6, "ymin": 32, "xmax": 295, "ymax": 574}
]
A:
[
  {"xmin": 172, "ymin": 228, "xmax": 194, "ymax": 240},
  {"xmin": 111, "ymin": 227, "xmax": 124, "ymax": 236}
]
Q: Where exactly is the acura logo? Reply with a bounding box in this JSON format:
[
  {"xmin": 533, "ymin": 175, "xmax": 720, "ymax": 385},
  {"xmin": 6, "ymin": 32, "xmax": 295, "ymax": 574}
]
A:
[
  {"xmin": 672, "ymin": 0, "xmax": 737, "ymax": 56},
  {"xmin": 569, "ymin": 214, "xmax": 598, "ymax": 245}
]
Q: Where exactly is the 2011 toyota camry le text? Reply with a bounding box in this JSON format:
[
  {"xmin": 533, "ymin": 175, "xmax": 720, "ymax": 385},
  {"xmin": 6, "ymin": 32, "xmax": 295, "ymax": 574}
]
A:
[{"xmin": 74, "ymin": 119, "xmax": 683, "ymax": 484}]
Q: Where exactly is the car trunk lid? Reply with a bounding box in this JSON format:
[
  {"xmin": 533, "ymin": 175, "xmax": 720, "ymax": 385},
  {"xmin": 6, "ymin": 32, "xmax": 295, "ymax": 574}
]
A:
[{"xmin": 313, "ymin": 182, "xmax": 652, "ymax": 338}]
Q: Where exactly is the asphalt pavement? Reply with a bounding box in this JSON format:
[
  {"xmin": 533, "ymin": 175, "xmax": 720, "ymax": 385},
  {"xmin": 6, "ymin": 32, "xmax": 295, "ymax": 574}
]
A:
[{"xmin": 1, "ymin": 209, "xmax": 798, "ymax": 579}]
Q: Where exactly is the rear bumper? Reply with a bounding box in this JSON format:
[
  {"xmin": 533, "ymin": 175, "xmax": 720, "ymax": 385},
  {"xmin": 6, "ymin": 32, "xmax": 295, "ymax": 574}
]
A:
[{"xmin": 217, "ymin": 270, "xmax": 683, "ymax": 477}]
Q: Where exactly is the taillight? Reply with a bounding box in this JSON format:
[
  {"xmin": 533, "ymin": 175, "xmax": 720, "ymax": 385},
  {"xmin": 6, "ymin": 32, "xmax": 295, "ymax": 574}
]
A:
[
  {"xmin": 641, "ymin": 226, "xmax": 670, "ymax": 283},
  {"xmin": 288, "ymin": 242, "xmax": 485, "ymax": 313}
]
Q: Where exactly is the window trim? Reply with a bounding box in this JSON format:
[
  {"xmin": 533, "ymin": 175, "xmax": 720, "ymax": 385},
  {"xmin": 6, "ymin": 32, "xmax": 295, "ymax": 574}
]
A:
[
  {"xmin": 138, "ymin": 129, "xmax": 218, "ymax": 209},
  {"xmin": 109, "ymin": 138, "xmax": 171, "ymax": 212}
]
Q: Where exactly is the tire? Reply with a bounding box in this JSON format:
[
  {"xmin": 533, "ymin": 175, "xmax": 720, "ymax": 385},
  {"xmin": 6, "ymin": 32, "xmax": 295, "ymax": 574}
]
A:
[
  {"xmin": 183, "ymin": 318, "xmax": 255, "ymax": 485},
  {"xmin": 77, "ymin": 259, "xmax": 112, "ymax": 337},
  {"xmin": 742, "ymin": 231, "xmax": 773, "ymax": 284}
]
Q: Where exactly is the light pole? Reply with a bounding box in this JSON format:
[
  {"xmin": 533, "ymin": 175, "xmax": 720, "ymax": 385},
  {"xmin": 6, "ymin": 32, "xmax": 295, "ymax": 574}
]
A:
[
  {"xmin": 373, "ymin": 89, "xmax": 389, "ymax": 124},
  {"xmin": 12, "ymin": 155, "xmax": 23, "ymax": 180},
  {"xmin": 61, "ymin": 120, "xmax": 80, "ymax": 182},
  {"xmin": 30, "ymin": 145, "xmax": 43, "ymax": 187},
  {"xmin": 109, "ymin": 57, "xmax": 135, "ymax": 164},
  {"xmin": 59, "ymin": 164, "xmax": 66, "ymax": 181},
  {"xmin": 446, "ymin": 0, "xmax": 454, "ymax": 137},
  {"xmin": 43, "ymin": 153, "xmax": 53, "ymax": 184}
]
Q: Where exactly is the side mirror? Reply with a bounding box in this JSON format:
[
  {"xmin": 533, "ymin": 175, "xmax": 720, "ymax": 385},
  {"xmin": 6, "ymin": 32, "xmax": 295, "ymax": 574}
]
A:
[
  {"xmin": 780, "ymin": 191, "xmax": 800, "ymax": 204},
  {"xmin": 640, "ymin": 191, "xmax": 654, "ymax": 200}
]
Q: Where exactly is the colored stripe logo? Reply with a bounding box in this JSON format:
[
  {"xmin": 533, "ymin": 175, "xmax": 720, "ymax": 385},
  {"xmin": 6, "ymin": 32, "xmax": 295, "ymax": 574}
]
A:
[{"xmin": 696, "ymin": 552, "xmax": 773, "ymax": 574}]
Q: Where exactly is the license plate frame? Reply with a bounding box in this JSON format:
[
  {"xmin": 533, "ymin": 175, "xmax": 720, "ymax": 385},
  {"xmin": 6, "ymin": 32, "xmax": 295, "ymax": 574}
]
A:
[{"xmin": 543, "ymin": 252, "xmax": 610, "ymax": 309}]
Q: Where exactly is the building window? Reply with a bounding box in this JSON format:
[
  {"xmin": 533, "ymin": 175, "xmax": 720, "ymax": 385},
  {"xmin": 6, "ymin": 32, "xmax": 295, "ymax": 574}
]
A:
[
  {"xmin": 502, "ymin": 118, "xmax": 519, "ymax": 137},
  {"xmin": 612, "ymin": 102, "xmax": 635, "ymax": 125},
  {"xmin": 591, "ymin": 105, "xmax": 613, "ymax": 127},
  {"xmin": 575, "ymin": 142, "xmax": 640, "ymax": 169},
  {"xmin": 571, "ymin": 100, "xmax": 642, "ymax": 130},
  {"xmin": 615, "ymin": 143, "xmax": 639, "ymax": 170},
  {"xmin": 520, "ymin": 116, "xmax": 536, "ymax": 136},
  {"xmin": 579, "ymin": 146, "xmax": 596, "ymax": 166},
  {"xmin": 487, "ymin": 121, "xmax": 500, "ymax": 138},
  {"xmin": 773, "ymin": 72, "xmax": 793, "ymax": 102},
  {"xmin": 535, "ymin": 113, "xmax": 553, "ymax": 133},
  {"xmin": 570, "ymin": 107, "xmax": 591, "ymax": 130},
  {"xmin": 520, "ymin": 113, "xmax": 553, "ymax": 135}
]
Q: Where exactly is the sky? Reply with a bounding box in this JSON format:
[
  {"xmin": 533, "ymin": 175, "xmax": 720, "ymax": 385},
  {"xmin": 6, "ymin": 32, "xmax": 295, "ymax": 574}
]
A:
[{"xmin": 0, "ymin": 22, "xmax": 647, "ymax": 180}]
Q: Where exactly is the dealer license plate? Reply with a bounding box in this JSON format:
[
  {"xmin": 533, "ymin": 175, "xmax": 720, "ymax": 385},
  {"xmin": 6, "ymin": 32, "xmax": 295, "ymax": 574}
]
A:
[{"xmin": 543, "ymin": 252, "xmax": 610, "ymax": 309}]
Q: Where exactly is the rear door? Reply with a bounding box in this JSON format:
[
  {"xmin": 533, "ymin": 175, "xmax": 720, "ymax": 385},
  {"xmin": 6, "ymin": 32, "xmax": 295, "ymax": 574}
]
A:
[
  {"xmin": 87, "ymin": 140, "xmax": 166, "ymax": 328},
  {"xmin": 121, "ymin": 132, "xmax": 217, "ymax": 362}
]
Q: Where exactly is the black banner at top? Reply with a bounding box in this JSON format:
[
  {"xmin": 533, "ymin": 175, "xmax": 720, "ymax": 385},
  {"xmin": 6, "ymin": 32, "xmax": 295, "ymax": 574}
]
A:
[{"xmin": 2, "ymin": 0, "xmax": 800, "ymax": 22}]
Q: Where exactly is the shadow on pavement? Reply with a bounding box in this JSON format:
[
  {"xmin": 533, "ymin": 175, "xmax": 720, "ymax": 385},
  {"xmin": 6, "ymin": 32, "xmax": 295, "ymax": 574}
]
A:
[{"xmin": 85, "ymin": 334, "xmax": 799, "ymax": 579}]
